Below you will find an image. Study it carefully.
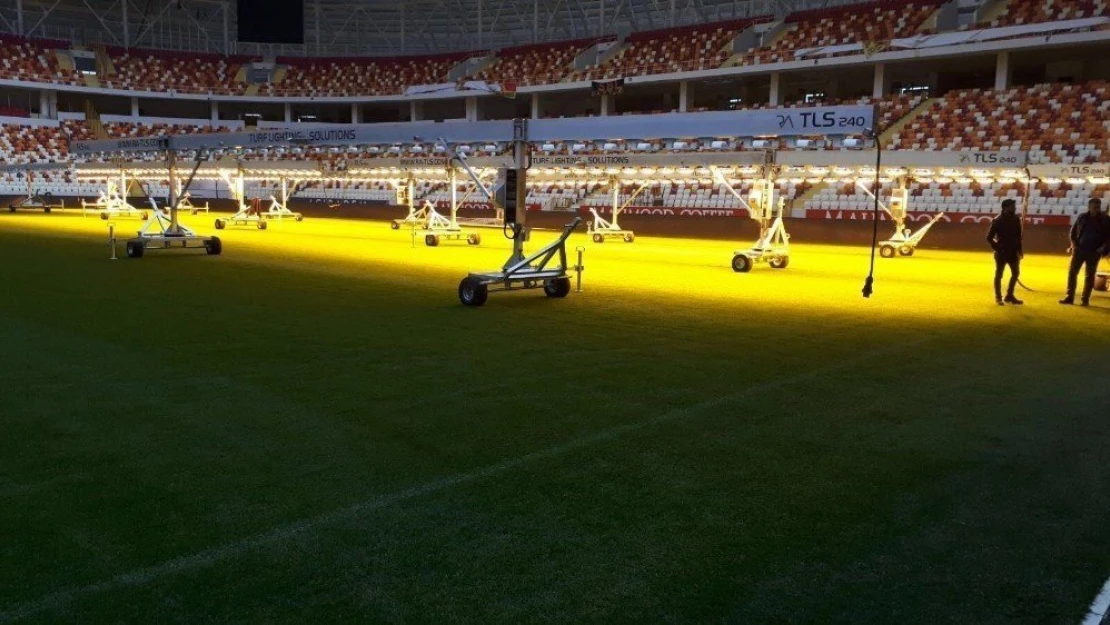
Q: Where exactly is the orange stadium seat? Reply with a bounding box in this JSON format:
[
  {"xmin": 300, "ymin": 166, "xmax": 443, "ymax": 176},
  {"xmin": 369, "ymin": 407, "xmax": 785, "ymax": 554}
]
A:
[
  {"xmin": 985, "ymin": 0, "xmax": 1106, "ymax": 27},
  {"xmin": 890, "ymin": 81, "xmax": 1108, "ymax": 163},
  {"xmin": 746, "ymin": 0, "xmax": 941, "ymax": 65},
  {"xmin": 474, "ymin": 38, "xmax": 598, "ymax": 86},
  {"xmin": 570, "ymin": 18, "xmax": 762, "ymax": 81},
  {"xmin": 103, "ymin": 47, "xmax": 253, "ymax": 95},
  {"xmin": 267, "ymin": 52, "xmax": 470, "ymax": 97},
  {"xmin": 0, "ymin": 35, "xmax": 80, "ymax": 86}
]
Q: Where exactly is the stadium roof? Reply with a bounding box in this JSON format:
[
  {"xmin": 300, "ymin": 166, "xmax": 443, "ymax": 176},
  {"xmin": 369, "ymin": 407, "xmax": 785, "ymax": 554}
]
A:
[{"xmin": 0, "ymin": 0, "xmax": 861, "ymax": 57}]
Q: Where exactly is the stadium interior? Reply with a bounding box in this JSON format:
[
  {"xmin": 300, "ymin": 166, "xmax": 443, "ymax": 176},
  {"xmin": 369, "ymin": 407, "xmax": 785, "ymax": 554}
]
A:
[{"xmin": 2, "ymin": 0, "xmax": 1110, "ymax": 622}]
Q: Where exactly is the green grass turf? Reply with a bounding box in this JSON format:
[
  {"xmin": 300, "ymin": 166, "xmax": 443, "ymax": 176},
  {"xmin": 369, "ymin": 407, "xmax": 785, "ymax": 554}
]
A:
[{"xmin": 1, "ymin": 215, "xmax": 1109, "ymax": 623}]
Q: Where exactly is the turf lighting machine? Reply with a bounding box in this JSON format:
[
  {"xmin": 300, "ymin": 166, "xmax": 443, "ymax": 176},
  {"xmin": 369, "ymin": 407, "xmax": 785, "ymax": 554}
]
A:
[
  {"xmin": 5, "ymin": 164, "xmax": 65, "ymax": 213},
  {"xmin": 175, "ymin": 179, "xmax": 209, "ymax": 215},
  {"xmin": 214, "ymin": 166, "xmax": 267, "ymax": 230},
  {"xmin": 455, "ymin": 121, "xmax": 584, "ymax": 306},
  {"xmin": 265, "ymin": 177, "xmax": 305, "ymax": 222},
  {"xmin": 389, "ymin": 175, "xmax": 429, "ymax": 230},
  {"xmin": 587, "ymin": 175, "xmax": 644, "ymax": 243},
  {"xmin": 420, "ymin": 165, "xmax": 482, "ymax": 247},
  {"xmin": 124, "ymin": 149, "xmax": 222, "ymax": 259},
  {"xmin": 80, "ymin": 171, "xmax": 149, "ymax": 221},
  {"xmin": 856, "ymin": 178, "xmax": 942, "ymax": 258},
  {"xmin": 713, "ymin": 165, "xmax": 789, "ymax": 272}
]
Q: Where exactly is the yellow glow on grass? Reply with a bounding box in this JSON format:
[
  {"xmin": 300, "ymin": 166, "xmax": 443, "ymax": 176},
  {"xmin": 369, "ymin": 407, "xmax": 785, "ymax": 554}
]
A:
[{"xmin": 1, "ymin": 209, "xmax": 1099, "ymax": 327}]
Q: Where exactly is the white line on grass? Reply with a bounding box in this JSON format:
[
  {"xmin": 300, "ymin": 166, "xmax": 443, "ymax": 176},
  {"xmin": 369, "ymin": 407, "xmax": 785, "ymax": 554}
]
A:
[
  {"xmin": 1081, "ymin": 576, "xmax": 1110, "ymax": 625},
  {"xmin": 0, "ymin": 336, "xmax": 938, "ymax": 623}
]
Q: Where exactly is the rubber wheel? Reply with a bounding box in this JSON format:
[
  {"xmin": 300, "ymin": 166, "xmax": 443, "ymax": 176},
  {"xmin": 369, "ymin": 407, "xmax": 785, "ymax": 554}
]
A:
[
  {"xmin": 731, "ymin": 254, "xmax": 753, "ymax": 273},
  {"xmin": 7, "ymin": 206, "xmax": 14, "ymax": 212},
  {"xmin": 543, "ymin": 277, "xmax": 572, "ymax": 298},
  {"xmin": 1095, "ymin": 276, "xmax": 1109, "ymax": 292},
  {"xmin": 44, "ymin": 207, "xmax": 51, "ymax": 214},
  {"xmin": 899, "ymin": 247, "xmax": 914, "ymax": 257},
  {"xmin": 390, "ymin": 221, "xmax": 400, "ymax": 230},
  {"xmin": 140, "ymin": 211, "xmax": 149, "ymax": 221},
  {"xmin": 257, "ymin": 220, "xmax": 268, "ymax": 230},
  {"xmin": 769, "ymin": 255, "xmax": 790, "ymax": 269},
  {"xmin": 125, "ymin": 240, "xmax": 144, "ymax": 258},
  {"xmin": 458, "ymin": 277, "xmax": 488, "ymax": 306},
  {"xmin": 467, "ymin": 233, "xmax": 481, "ymax": 245},
  {"xmin": 295, "ymin": 215, "xmax": 304, "ymax": 222},
  {"xmin": 425, "ymin": 234, "xmax": 439, "ymax": 247},
  {"xmin": 592, "ymin": 233, "xmax": 604, "ymax": 243},
  {"xmin": 215, "ymin": 219, "xmax": 226, "ymax": 230},
  {"xmin": 623, "ymin": 233, "xmax": 635, "ymax": 243},
  {"xmin": 879, "ymin": 244, "xmax": 896, "ymax": 258},
  {"xmin": 205, "ymin": 237, "xmax": 222, "ymax": 256},
  {"xmin": 100, "ymin": 212, "xmax": 109, "ymax": 220}
]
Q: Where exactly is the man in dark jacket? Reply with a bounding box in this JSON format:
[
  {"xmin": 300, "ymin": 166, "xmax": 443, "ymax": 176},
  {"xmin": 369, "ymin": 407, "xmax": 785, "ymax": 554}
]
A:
[
  {"xmin": 1061, "ymin": 198, "xmax": 1110, "ymax": 306},
  {"xmin": 986, "ymin": 199, "xmax": 1024, "ymax": 305}
]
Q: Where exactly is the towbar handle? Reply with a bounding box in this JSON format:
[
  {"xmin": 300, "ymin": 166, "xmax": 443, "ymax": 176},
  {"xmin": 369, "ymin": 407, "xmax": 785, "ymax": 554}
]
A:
[{"xmin": 561, "ymin": 217, "xmax": 584, "ymax": 240}]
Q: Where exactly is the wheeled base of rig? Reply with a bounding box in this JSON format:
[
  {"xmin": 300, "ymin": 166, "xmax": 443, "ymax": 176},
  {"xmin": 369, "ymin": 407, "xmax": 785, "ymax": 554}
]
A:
[
  {"xmin": 425, "ymin": 230, "xmax": 481, "ymax": 247},
  {"xmin": 878, "ymin": 213, "xmax": 944, "ymax": 259},
  {"xmin": 731, "ymin": 248, "xmax": 790, "ymax": 272},
  {"xmin": 9, "ymin": 195, "xmax": 62, "ymax": 213},
  {"xmin": 97, "ymin": 206, "xmax": 149, "ymax": 221},
  {"xmin": 390, "ymin": 203, "xmax": 431, "ymax": 230},
  {"xmin": 180, "ymin": 196, "xmax": 210, "ymax": 215},
  {"xmin": 879, "ymin": 240, "xmax": 917, "ymax": 258},
  {"xmin": 421, "ymin": 209, "xmax": 481, "ymax": 246},
  {"xmin": 125, "ymin": 234, "xmax": 222, "ymax": 258},
  {"xmin": 590, "ymin": 228, "xmax": 635, "ymax": 243},
  {"xmin": 215, "ymin": 210, "xmax": 267, "ymax": 230},
  {"xmin": 459, "ymin": 270, "xmax": 573, "ymax": 307},
  {"xmin": 265, "ymin": 202, "xmax": 304, "ymax": 222},
  {"xmin": 458, "ymin": 218, "xmax": 582, "ymax": 307}
]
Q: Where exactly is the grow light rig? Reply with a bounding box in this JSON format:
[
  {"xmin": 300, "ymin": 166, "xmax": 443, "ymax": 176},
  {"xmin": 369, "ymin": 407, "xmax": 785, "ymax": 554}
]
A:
[
  {"xmin": 855, "ymin": 177, "xmax": 943, "ymax": 258},
  {"xmin": 457, "ymin": 120, "xmax": 584, "ymax": 306}
]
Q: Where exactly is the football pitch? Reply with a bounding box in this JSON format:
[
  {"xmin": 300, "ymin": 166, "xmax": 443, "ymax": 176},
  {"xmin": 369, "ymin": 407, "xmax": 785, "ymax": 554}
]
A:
[{"xmin": 1, "ymin": 212, "xmax": 1108, "ymax": 623}]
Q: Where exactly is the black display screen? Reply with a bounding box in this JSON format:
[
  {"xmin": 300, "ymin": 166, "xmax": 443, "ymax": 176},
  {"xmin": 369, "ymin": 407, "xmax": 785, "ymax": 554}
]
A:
[{"xmin": 237, "ymin": 0, "xmax": 304, "ymax": 44}]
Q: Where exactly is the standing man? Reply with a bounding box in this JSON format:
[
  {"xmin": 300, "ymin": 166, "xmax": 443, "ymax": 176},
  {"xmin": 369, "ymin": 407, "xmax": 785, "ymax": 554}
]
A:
[
  {"xmin": 987, "ymin": 198, "xmax": 1024, "ymax": 305},
  {"xmin": 1061, "ymin": 198, "xmax": 1110, "ymax": 306}
]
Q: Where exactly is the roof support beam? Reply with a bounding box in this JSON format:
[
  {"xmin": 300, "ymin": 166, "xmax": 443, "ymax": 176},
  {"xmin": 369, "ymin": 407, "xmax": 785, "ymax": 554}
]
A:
[
  {"xmin": 25, "ymin": 0, "xmax": 62, "ymax": 38},
  {"xmin": 81, "ymin": 0, "xmax": 123, "ymax": 45}
]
